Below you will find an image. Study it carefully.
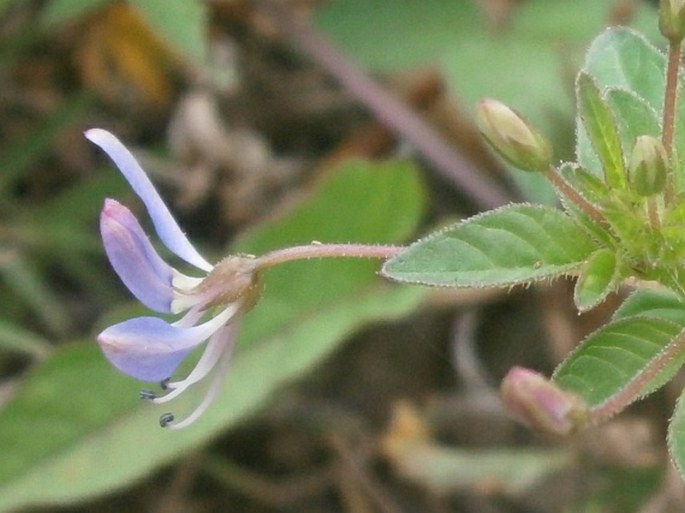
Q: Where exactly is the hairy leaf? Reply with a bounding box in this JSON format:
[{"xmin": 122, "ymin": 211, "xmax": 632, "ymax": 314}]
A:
[
  {"xmin": 576, "ymin": 72, "xmax": 626, "ymax": 187},
  {"xmin": 553, "ymin": 317, "xmax": 685, "ymax": 407},
  {"xmin": 576, "ymin": 27, "xmax": 665, "ymax": 177},
  {"xmin": 382, "ymin": 204, "xmax": 597, "ymax": 288},
  {"xmin": 582, "ymin": 27, "xmax": 665, "ymax": 111},
  {"xmin": 668, "ymin": 387, "xmax": 685, "ymax": 481},
  {"xmin": 606, "ymin": 89, "xmax": 661, "ymax": 159},
  {"xmin": 613, "ymin": 289, "xmax": 685, "ymax": 324}
]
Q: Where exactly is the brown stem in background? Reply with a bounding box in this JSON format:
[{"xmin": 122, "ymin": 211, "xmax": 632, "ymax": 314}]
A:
[
  {"xmin": 250, "ymin": 0, "xmax": 514, "ymax": 210},
  {"xmin": 662, "ymin": 39, "xmax": 681, "ymax": 204}
]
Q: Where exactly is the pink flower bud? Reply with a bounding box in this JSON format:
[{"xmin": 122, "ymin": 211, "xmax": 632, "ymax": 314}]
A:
[{"xmin": 500, "ymin": 366, "xmax": 588, "ymax": 436}]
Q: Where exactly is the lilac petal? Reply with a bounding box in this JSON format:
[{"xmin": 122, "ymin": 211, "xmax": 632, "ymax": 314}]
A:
[
  {"xmin": 101, "ymin": 199, "xmax": 174, "ymax": 313},
  {"xmin": 97, "ymin": 308, "xmax": 235, "ymax": 381},
  {"xmin": 85, "ymin": 128, "xmax": 213, "ymax": 272}
]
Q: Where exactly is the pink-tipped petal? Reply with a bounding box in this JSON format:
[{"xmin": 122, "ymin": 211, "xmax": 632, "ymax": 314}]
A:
[
  {"xmin": 100, "ymin": 199, "xmax": 175, "ymax": 313},
  {"xmin": 85, "ymin": 128, "xmax": 213, "ymax": 271}
]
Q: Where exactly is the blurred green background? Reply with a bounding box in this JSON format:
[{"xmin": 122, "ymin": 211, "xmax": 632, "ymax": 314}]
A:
[{"xmin": 0, "ymin": 1, "xmax": 674, "ymax": 512}]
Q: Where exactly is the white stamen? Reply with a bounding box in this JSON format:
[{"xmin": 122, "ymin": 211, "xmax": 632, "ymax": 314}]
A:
[
  {"xmin": 172, "ymin": 305, "xmax": 204, "ymax": 328},
  {"xmin": 172, "ymin": 272, "xmax": 205, "ymax": 291},
  {"xmin": 153, "ymin": 322, "xmax": 234, "ymax": 404},
  {"xmin": 166, "ymin": 328, "xmax": 235, "ymax": 430},
  {"xmin": 170, "ymin": 272, "xmax": 208, "ymax": 314}
]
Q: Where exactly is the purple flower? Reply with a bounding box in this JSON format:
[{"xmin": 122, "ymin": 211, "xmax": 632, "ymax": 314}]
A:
[{"xmin": 87, "ymin": 129, "xmax": 261, "ymax": 429}]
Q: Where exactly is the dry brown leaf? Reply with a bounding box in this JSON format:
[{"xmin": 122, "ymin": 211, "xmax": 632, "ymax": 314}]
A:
[{"xmin": 76, "ymin": 3, "xmax": 178, "ymax": 108}]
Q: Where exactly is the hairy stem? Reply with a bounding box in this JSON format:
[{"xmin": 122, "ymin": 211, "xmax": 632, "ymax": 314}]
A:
[
  {"xmin": 544, "ymin": 167, "xmax": 608, "ymax": 228},
  {"xmin": 255, "ymin": 243, "xmax": 404, "ymax": 271},
  {"xmin": 663, "ymin": 39, "xmax": 681, "ymax": 204},
  {"xmin": 647, "ymin": 197, "xmax": 660, "ymax": 230}
]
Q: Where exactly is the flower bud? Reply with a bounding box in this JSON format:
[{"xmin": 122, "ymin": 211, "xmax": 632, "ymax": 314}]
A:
[
  {"xmin": 660, "ymin": 0, "xmax": 685, "ymax": 42},
  {"xmin": 500, "ymin": 366, "xmax": 588, "ymax": 436},
  {"xmin": 476, "ymin": 98, "xmax": 553, "ymax": 173},
  {"xmin": 628, "ymin": 135, "xmax": 668, "ymax": 197}
]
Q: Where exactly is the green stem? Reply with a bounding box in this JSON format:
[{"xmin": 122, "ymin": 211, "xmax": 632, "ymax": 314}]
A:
[
  {"xmin": 662, "ymin": 39, "xmax": 681, "ymax": 204},
  {"xmin": 544, "ymin": 167, "xmax": 608, "ymax": 228}
]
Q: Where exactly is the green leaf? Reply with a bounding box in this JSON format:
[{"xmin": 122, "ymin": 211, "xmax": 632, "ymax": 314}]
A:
[
  {"xmin": 129, "ymin": 0, "xmax": 207, "ymax": 63},
  {"xmin": 576, "ymin": 71, "xmax": 626, "ymax": 187},
  {"xmin": 0, "ymin": 320, "xmax": 51, "ymax": 359},
  {"xmin": 575, "ymin": 27, "xmax": 665, "ymax": 178},
  {"xmin": 606, "ymin": 89, "xmax": 661, "ymax": 158},
  {"xmin": 668, "ymin": 387, "xmax": 685, "ymax": 481},
  {"xmin": 0, "ymin": 258, "xmax": 71, "ymax": 337},
  {"xmin": 0, "ymin": 160, "xmax": 426, "ymax": 511},
  {"xmin": 382, "ymin": 204, "xmax": 597, "ymax": 288},
  {"xmin": 582, "ymin": 28, "xmax": 665, "ymax": 113},
  {"xmin": 613, "ymin": 288, "xmax": 685, "ymax": 324},
  {"xmin": 553, "ymin": 317, "xmax": 685, "ymax": 407},
  {"xmin": 573, "ymin": 248, "xmax": 618, "ymax": 312},
  {"xmin": 0, "ymin": 92, "xmax": 93, "ymax": 196},
  {"xmin": 41, "ymin": 0, "xmax": 110, "ymax": 25}
]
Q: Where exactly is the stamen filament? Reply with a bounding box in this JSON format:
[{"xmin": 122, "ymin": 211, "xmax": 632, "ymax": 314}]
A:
[
  {"xmin": 165, "ymin": 332, "xmax": 236, "ymax": 430},
  {"xmin": 153, "ymin": 322, "xmax": 236, "ymax": 404}
]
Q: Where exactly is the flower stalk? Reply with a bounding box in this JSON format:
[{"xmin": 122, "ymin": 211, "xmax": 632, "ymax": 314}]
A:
[{"xmin": 255, "ymin": 243, "xmax": 403, "ymax": 271}]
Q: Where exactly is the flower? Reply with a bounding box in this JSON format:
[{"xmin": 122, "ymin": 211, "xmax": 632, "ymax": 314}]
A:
[{"xmin": 87, "ymin": 129, "xmax": 261, "ymax": 429}]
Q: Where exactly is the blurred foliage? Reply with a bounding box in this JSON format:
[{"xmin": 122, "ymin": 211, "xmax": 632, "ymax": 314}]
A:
[
  {"xmin": 0, "ymin": 1, "xmax": 676, "ymax": 512},
  {"xmin": 316, "ymin": 0, "xmax": 659, "ymax": 201}
]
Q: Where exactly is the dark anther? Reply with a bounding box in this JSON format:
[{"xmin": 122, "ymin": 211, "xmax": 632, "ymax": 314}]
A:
[
  {"xmin": 160, "ymin": 378, "xmax": 170, "ymax": 390},
  {"xmin": 159, "ymin": 412, "xmax": 174, "ymax": 428},
  {"xmin": 139, "ymin": 390, "xmax": 156, "ymax": 400}
]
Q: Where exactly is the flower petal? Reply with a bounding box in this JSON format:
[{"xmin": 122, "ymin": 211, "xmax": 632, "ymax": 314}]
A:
[
  {"xmin": 85, "ymin": 128, "xmax": 213, "ymax": 272},
  {"xmin": 101, "ymin": 199, "xmax": 175, "ymax": 313},
  {"xmin": 97, "ymin": 307, "xmax": 237, "ymax": 381}
]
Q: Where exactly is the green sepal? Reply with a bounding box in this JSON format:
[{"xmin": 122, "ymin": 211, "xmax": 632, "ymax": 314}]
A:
[
  {"xmin": 573, "ymin": 248, "xmax": 619, "ymax": 312},
  {"xmin": 576, "ymin": 71, "xmax": 627, "ymax": 188}
]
